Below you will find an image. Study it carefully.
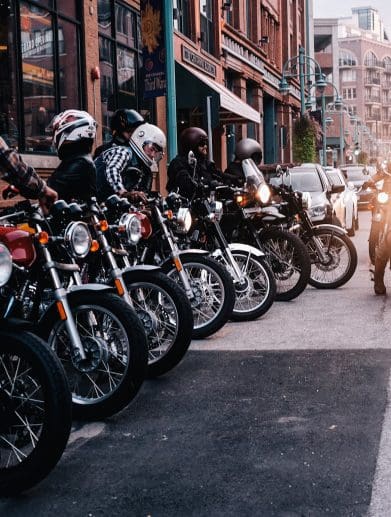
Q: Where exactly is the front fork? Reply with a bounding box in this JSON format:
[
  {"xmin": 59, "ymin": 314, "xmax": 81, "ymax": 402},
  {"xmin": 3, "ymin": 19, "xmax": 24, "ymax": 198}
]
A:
[{"xmin": 210, "ymin": 221, "xmax": 246, "ymax": 284}]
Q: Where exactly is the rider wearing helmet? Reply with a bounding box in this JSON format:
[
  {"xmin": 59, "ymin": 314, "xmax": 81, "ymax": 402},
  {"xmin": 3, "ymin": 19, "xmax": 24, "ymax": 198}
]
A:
[
  {"xmin": 95, "ymin": 108, "xmax": 166, "ymax": 203},
  {"xmin": 224, "ymin": 138, "xmax": 263, "ymax": 187},
  {"xmin": 166, "ymin": 127, "xmax": 222, "ymax": 197},
  {"xmin": 48, "ymin": 109, "xmax": 97, "ymax": 202}
]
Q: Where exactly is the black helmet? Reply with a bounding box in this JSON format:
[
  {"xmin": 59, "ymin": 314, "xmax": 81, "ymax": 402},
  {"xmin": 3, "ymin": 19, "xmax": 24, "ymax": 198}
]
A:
[
  {"xmin": 179, "ymin": 127, "xmax": 208, "ymax": 154},
  {"xmin": 235, "ymin": 138, "xmax": 263, "ymax": 164},
  {"xmin": 110, "ymin": 109, "xmax": 144, "ymax": 134}
]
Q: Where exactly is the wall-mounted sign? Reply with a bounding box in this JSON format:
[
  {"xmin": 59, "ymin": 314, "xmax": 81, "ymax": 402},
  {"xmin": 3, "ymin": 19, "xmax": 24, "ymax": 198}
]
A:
[
  {"xmin": 141, "ymin": 0, "xmax": 166, "ymax": 98},
  {"xmin": 182, "ymin": 46, "xmax": 216, "ymax": 78}
]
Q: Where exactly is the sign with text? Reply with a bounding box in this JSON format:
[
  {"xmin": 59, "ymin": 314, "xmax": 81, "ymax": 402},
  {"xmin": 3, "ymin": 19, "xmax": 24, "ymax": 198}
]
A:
[
  {"xmin": 182, "ymin": 46, "xmax": 216, "ymax": 78},
  {"xmin": 141, "ymin": 0, "xmax": 166, "ymax": 98}
]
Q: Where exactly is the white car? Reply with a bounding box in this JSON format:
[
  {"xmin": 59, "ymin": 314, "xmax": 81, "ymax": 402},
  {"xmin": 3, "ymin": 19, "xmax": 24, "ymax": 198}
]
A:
[{"xmin": 325, "ymin": 167, "xmax": 359, "ymax": 236}]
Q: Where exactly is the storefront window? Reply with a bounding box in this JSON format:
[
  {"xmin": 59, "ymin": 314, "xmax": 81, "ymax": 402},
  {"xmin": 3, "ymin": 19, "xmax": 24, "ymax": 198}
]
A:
[{"xmin": 98, "ymin": 1, "xmax": 152, "ymax": 143}]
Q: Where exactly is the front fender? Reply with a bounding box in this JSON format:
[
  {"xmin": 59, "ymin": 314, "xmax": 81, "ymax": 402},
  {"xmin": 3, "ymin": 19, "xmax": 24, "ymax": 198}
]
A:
[
  {"xmin": 313, "ymin": 223, "xmax": 348, "ymax": 236},
  {"xmin": 68, "ymin": 283, "xmax": 115, "ymax": 294},
  {"xmin": 160, "ymin": 250, "xmax": 209, "ymax": 272},
  {"xmin": 228, "ymin": 242, "xmax": 265, "ymax": 257},
  {"xmin": 120, "ymin": 265, "xmax": 161, "ymax": 275}
]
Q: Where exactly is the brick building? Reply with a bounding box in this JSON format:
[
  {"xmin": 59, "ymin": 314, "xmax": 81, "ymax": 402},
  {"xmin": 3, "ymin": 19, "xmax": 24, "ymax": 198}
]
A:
[{"xmin": 0, "ymin": 0, "xmax": 310, "ymax": 197}]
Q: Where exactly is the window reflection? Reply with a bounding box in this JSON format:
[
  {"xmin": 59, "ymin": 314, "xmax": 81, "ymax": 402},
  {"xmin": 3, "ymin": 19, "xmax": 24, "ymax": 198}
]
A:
[{"xmin": 58, "ymin": 19, "xmax": 80, "ymax": 112}]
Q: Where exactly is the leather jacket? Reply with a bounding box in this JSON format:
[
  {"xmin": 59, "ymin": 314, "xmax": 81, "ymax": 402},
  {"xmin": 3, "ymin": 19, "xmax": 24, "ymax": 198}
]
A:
[{"xmin": 48, "ymin": 153, "xmax": 96, "ymax": 202}]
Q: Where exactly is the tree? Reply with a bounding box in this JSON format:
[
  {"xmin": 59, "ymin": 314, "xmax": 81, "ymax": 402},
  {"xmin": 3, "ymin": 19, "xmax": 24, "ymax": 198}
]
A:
[{"xmin": 292, "ymin": 115, "xmax": 317, "ymax": 163}]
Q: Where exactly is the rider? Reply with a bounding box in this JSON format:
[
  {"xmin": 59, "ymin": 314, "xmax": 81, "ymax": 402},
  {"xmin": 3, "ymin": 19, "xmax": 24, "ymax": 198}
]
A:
[
  {"xmin": 0, "ymin": 137, "xmax": 57, "ymax": 211},
  {"xmin": 363, "ymin": 162, "xmax": 391, "ymax": 295},
  {"xmin": 48, "ymin": 109, "xmax": 97, "ymax": 202},
  {"xmin": 224, "ymin": 138, "xmax": 263, "ymax": 187},
  {"xmin": 94, "ymin": 109, "xmax": 166, "ymax": 203},
  {"xmin": 166, "ymin": 127, "xmax": 222, "ymax": 197}
]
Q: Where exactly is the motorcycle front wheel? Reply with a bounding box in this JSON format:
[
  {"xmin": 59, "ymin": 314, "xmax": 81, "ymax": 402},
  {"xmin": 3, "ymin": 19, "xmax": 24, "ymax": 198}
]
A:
[
  {"xmin": 216, "ymin": 250, "xmax": 276, "ymax": 321},
  {"xmin": 257, "ymin": 228, "xmax": 311, "ymax": 301},
  {"xmin": 41, "ymin": 292, "xmax": 148, "ymax": 420},
  {"xmin": 306, "ymin": 229, "xmax": 358, "ymax": 289},
  {"xmin": 123, "ymin": 270, "xmax": 194, "ymax": 378},
  {"xmin": 163, "ymin": 254, "xmax": 236, "ymax": 339},
  {"xmin": 0, "ymin": 331, "xmax": 71, "ymax": 496}
]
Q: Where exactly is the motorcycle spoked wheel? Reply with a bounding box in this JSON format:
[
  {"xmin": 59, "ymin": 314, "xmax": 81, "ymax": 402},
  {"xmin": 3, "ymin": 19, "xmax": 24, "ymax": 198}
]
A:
[
  {"xmin": 306, "ymin": 229, "xmax": 358, "ymax": 289},
  {"xmin": 257, "ymin": 228, "xmax": 311, "ymax": 301},
  {"xmin": 40, "ymin": 292, "xmax": 148, "ymax": 420},
  {"xmin": 122, "ymin": 270, "xmax": 194, "ymax": 378},
  {"xmin": 216, "ymin": 250, "xmax": 276, "ymax": 321},
  {"xmin": 0, "ymin": 331, "xmax": 71, "ymax": 496},
  {"xmin": 163, "ymin": 255, "xmax": 236, "ymax": 339}
]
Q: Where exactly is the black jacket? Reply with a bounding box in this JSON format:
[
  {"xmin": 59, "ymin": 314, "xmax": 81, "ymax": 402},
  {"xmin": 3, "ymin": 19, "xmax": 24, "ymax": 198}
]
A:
[
  {"xmin": 48, "ymin": 154, "xmax": 96, "ymax": 202},
  {"xmin": 224, "ymin": 161, "xmax": 246, "ymax": 187},
  {"xmin": 167, "ymin": 154, "xmax": 223, "ymax": 198}
]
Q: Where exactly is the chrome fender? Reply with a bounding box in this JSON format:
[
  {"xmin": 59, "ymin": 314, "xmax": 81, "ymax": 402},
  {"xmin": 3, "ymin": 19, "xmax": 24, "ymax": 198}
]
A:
[
  {"xmin": 313, "ymin": 224, "xmax": 348, "ymax": 236},
  {"xmin": 227, "ymin": 242, "xmax": 265, "ymax": 257}
]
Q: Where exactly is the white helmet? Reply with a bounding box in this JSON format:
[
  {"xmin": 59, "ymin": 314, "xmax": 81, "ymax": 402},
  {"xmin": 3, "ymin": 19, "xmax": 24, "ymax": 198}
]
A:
[
  {"xmin": 130, "ymin": 123, "xmax": 166, "ymax": 166},
  {"xmin": 52, "ymin": 109, "xmax": 97, "ymax": 153}
]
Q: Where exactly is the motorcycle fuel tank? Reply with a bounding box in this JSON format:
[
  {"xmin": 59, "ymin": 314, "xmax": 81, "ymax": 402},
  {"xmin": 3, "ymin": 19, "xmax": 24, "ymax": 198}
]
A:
[{"xmin": 0, "ymin": 227, "xmax": 36, "ymax": 266}]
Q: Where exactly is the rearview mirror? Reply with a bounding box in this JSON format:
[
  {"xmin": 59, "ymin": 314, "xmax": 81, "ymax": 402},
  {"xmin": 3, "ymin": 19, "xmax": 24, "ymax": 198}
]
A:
[{"xmin": 331, "ymin": 184, "xmax": 345, "ymax": 194}]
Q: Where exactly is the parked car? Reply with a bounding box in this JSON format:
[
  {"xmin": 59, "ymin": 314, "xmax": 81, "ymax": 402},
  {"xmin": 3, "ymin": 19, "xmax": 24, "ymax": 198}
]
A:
[
  {"xmin": 271, "ymin": 163, "xmax": 343, "ymax": 224},
  {"xmin": 340, "ymin": 164, "xmax": 372, "ymax": 208},
  {"xmin": 324, "ymin": 167, "xmax": 359, "ymax": 236}
]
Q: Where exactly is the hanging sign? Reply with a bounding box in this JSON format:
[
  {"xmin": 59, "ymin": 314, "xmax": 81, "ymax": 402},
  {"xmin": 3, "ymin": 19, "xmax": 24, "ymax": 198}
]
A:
[{"xmin": 141, "ymin": 0, "xmax": 166, "ymax": 98}]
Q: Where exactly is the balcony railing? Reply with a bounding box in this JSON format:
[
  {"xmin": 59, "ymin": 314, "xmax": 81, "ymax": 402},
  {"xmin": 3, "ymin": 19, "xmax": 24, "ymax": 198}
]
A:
[
  {"xmin": 365, "ymin": 97, "xmax": 381, "ymax": 103},
  {"xmin": 365, "ymin": 76, "xmax": 381, "ymax": 85}
]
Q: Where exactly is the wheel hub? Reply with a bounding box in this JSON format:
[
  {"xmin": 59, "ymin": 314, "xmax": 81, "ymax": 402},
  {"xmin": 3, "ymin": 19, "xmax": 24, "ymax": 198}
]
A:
[
  {"xmin": 136, "ymin": 309, "xmax": 159, "ymax": 336},
  {"xmin": 72, "ymin": 336, "xmax": 109, "ymax": 373},
  {"xmin": 234, "ymin": 276, "xmax": 251, "ymax": 294},
  {"xmin": 318, "ymin": 250, "xmax": 340, "ymax": 271},
  {"xmin": 189, "ymin": 281, "xmax": 205, "ymax": 309}
]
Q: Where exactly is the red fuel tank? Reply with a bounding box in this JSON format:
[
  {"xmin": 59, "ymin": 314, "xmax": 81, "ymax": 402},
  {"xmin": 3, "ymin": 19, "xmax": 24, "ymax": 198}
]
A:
[{"xmin": 0, "ymin": 227, "xmax": 36, "ymax": 267}]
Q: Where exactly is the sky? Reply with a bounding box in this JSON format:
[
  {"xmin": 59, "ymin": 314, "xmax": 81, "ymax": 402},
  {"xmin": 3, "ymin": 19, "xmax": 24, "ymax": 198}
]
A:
[{"xmin": 313, "ymin": 0, "xmax": 391, "ymax": 35}]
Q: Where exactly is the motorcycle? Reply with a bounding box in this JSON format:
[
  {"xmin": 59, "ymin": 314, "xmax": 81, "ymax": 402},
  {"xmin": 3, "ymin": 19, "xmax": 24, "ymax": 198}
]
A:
[
  {"xmin": 0, "ymin": 242, "xmax": 72, "ymax": 496},
  {"xmin": 219, "ymin": 159, "xmax": 311, "ymax": 302},
  {"xmin": 270, "ymin": 167, "xmax": 358, "ymax": 289},
  {"xmin": 0, "ymin": 201, "xmax": 148, "ymax": 420},
  {"xmin": 104, "ymin": 193, "xmax": 236, "ymax": 339},
  {"xmin": 72, "ymin": 197, "xmax": 194, "ymax": 378},
  {"xmin": 368, "ymin": 182, "xmax": 391, "ymax": 266}
]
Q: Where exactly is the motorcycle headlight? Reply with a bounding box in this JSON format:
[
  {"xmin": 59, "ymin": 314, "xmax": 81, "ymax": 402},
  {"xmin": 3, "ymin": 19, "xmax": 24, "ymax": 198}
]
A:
[
  {"xmin": 214, "ymin": 201, "xmax": 223, "ymax": 222},
  {"xmin": 0, "ymin": 244, "xmax": 12, "ymax": 287},
  {"xmin": 378, "ymin": 192, "xmax": 389, "ymax": 204},
  {"xmin": 256, "ymin": 183, "xmax": 271, "ymax": 204},
  {"xmin": 118, "ymin": 213, "xmax": 142, "ymax": 244},
  {"xmin": 176, "ymin": 208, "xmax": 192, "ymax": 233},
  {"xmin": 64, "ymin": 222, "xmax": 92, "ymax": 258},
  {"xmin": 301, "ymin": 192, "xmax": 311, "ymax": 210}
]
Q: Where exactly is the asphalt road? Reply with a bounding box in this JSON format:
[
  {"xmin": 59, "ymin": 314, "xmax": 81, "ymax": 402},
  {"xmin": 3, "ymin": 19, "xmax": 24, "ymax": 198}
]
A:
[{"xmin": 2, "ymin": 211, "xmax": 391, "ymax": 517}]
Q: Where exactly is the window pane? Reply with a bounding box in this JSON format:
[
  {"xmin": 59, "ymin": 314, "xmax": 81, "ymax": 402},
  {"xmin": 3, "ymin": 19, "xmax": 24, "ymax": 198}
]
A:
[
  {"xmin": 99, "ymin": 36, "xmax": 114, "ymax": 142},
  {"xmin": 117, "ymin": 46, "xmax": 136, "ymax": 109},
  {"xmin": 115, "ymin": 3, "xmax": 135, "ymax": 48},
  {"xmin": 21, "ymin": 2, "xmax": 55, "ymax": 152},
  {"xmin": 98, "ymin": 0, "xmax": 112, "ymax": 37},
  {"xmin": 58, "ymin": 18, "xmax": 80, "ymax": 111},
  {"xmin": 58, "ymin": 1, "xmax": 77, "ymax": 19},
  {"xmin": 0, "ymin": 2, "xmax": 19, "ymax": 147}
]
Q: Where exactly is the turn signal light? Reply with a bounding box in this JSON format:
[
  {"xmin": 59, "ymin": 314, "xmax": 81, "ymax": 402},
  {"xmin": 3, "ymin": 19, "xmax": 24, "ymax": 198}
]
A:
[
  {"xmin": 99, "ymin": 220, "xmax": 109, "ymax": 231},
  {"xmin": 114, "ymin": 278, "xmax": 125, "ymax": 296},
  {"xmin": 56, "ymin": 301, "xmax": 67, "ymax": 321},
  {"xmin": 165, "ymin": 210, "xmax": 173, "ymax": 220},
  {"xmin": 173, "ymin": 256, "xmax": 183, "ymax": 272},
  {"xmin": 90, "ymin": 240, "xmax": 99, "ymax": 252},
  {"xmin": 37, "ymin": 231, "xmax": 49, "ymax": 244}
]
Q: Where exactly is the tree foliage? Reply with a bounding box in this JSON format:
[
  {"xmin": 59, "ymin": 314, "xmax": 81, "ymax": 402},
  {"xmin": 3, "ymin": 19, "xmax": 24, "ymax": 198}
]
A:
[{"xmin": 292, "ymin": 115, "xmax": 317, "ymax": 163}]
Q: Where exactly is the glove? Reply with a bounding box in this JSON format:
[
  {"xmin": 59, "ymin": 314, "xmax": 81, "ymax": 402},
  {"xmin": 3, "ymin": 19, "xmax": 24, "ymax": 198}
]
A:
[{"xmin": 121, "ymin": 190, "xmax": 148, "ymax": 204}]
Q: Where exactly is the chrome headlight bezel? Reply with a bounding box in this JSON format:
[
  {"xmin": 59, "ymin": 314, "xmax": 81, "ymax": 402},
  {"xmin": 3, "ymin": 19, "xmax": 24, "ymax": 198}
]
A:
[
  {"xmin": 118, "ymin": 213, "xmax": 142, "ymax": 244},
  {"xmin": 64, "ymin": 222, "xmax": 92, "ymax": 258},
  {"xmin": 176, "ymin": 207, "xmax": 192, "ymax": 233},
  {"xmin": 0, "ymin": 244, "xmax": 12, "ymax": 287},
  {"xmin": 378, "ymin": 192, "xmax": 389, "ymax": 204}
]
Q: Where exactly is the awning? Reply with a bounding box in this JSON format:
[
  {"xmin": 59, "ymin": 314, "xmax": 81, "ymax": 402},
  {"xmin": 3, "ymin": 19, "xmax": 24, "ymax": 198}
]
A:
[{"xmin": 176, "ymin": 62, "xmax": 261, "ymax": 125}]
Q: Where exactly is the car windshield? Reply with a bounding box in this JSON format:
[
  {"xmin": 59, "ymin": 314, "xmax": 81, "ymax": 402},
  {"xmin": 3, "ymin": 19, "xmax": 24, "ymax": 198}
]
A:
[
  {"xmin": 344, "ymin": 168, "xmax": 365, "ymax": 181},
  {"xmin": 285, "ymin": 170, "xmax": 323, "ymax": 192}
]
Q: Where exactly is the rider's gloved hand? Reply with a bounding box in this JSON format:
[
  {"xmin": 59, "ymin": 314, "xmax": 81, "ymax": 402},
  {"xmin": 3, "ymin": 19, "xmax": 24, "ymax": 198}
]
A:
[{"xmin": 120, "ymin": 190, "xmax": 148, "ymax": 204}]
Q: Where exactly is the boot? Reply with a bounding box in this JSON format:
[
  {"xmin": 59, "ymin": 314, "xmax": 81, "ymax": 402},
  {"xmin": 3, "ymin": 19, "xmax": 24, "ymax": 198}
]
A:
[{"xmin": 374, "ymin": 257, "xmax": 387, "ymax": 295}]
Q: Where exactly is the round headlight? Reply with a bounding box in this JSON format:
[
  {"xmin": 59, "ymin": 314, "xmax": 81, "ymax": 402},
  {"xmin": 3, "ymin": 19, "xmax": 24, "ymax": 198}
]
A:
[
  {"xmin": 65, "ymin": 222, "xmax": 92, "ymax": 258},
  {"xmin": 0, "ymin": 244, "xmax": 12, "ymax": 287},
  {"xmin": 256, "ymin": 184, "xmax": 271, "ymax": 204},
  {"xmin": 176, "ymin": 208, "xmax": 192, "ymax": 233},
  {"xmin": 119, "ymin": 213, "xmax": 142, "ymax": 244},
  {"xmin": 378, "ymin": 192, "xmax": 389, "ymax": 204}
]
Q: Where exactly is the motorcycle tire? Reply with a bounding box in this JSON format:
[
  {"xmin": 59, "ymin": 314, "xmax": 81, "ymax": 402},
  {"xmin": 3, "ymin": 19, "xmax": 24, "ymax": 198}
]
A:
[
  {"xmin": 122, "ymin": 270, "xmax": 193, "ymax": 378},
  {"xmin": 40, "ymin": 292, "xmax": 148, "ymax": 420},
  {"xmin": 163, "ymin": 254, "xmax": 236, "ymax": 339},
  {"xmin": 257, "ymin": 228, "xmax": 311, "ymax": 302},
  {"xmin": 306, "ymin": 228, "xmax": 358, "ymax": 289},
  {"xmin": 0, "ymin": 331, "xmax": 71, "ymax": 496},
  {"xmin": 369, "ymin": 220, "xmax": 382, "ymax": 266},
  {"xmin": 226, "ymin": 251, "xmax": 276, "ymax": 321}
]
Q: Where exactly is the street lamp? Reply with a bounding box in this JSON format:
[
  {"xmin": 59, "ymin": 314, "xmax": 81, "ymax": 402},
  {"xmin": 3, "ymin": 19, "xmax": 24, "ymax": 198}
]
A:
[{"xmin": 279, "ymin": 46, "xmax": 325, "ymax": 115}]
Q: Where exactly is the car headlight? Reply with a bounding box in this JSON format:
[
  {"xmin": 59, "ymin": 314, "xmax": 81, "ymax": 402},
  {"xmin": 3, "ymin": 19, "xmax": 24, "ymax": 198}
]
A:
[
  {"xmin": 0, "ymin": 244, "xmax": 12, "ymax": 287},
  {"xmin": 118, "ymin": 213, "xmax": 142, "ymax": 244},
  {"xmin": 309, "ymin": 205, "xmax": 326, "ymax": 217},
  {"xmin": 176, "ymin": 208, "xmax": 192, "ymax": 233},
  {"xmin": 256, "ymin": 184, "xmax": 271, "ymax": 204},
  {"xmin": 378, "ymin": 192, "xmax": 389, "ymax": 204},
  {"xmin": 64, "ymin": 222, "xmax": 92, "ymax": 258}
]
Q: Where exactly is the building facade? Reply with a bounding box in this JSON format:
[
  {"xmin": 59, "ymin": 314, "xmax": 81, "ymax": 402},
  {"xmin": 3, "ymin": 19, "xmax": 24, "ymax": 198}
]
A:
[{"xmin": 0, "ymin": 0, "xmax": 310, "ymax": 193}]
